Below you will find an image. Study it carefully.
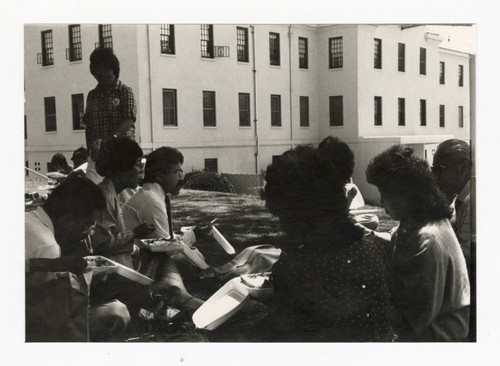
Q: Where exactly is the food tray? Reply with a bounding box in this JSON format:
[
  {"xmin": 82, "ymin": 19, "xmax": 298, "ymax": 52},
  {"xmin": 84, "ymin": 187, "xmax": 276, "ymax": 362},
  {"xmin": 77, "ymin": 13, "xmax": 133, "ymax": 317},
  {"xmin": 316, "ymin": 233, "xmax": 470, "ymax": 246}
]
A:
[
  {"xmin": 85, "ymin": 256, "xmax": 154, "ymax": 286},
  {"xmin": 84, "ymin": 255, "xmax": 117, "ymax": 276},
  {"xmin": 240, "ymin": 273, "xmax": 274, "ymax": 299},
  {"xmin": 139, "ymin": 238, "xmax": 184, "ymax": 254},
  {"xmin": 212, "ymin": 226, "xmax": 235, "ymax": 255},
  {"xmin": 193, "ymin": 278, "xmax": 249, "ymax": 330}
]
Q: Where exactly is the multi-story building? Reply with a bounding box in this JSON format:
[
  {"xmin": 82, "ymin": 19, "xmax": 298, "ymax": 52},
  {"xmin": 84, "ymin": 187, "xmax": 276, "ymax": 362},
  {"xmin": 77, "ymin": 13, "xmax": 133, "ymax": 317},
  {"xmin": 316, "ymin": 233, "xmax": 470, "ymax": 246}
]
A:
[{"xmin": 24, "ymin": 24, "xmax": 473, "ymax": 201}]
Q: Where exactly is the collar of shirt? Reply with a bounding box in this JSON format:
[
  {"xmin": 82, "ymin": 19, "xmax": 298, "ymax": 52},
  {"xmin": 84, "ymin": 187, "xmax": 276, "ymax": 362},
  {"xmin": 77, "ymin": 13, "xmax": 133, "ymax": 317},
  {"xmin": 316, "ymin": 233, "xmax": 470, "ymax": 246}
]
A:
[
  {"xmin": 96, "ymin": 79, "xmax": 122, "ymax": 93},
  {"xmin": 142, "ymin": 182, "xmax": 166, "ymax": 201},
  {"xmin": 31, "ymin": 207, "xmax": 55, "ymax": 234}
]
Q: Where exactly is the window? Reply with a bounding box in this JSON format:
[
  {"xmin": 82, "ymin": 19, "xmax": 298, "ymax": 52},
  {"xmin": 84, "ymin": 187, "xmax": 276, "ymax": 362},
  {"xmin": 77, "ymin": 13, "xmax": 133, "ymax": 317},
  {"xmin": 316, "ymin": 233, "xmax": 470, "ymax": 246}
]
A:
[
  {"xmin": 374, "ymin": 38, "xmax": 382, "ymax": 69},
  {"xmin": 203, "ymin": 91, "xmax": 216, "ymax": 126},
  {"xmin": 162, "ymin": 89, "xmax": 178, "ymax": 126},
  {"xmin": 458, "ymin": 106, "xmax": 464, "ymax": 128},
  {"xmin": 329, "ymin": 37, "xmax": 343, "ymax": 69},
  {"xmin": 270, "ymin": 95, "xmax": 281, "ymax": 126},
  {"xmin": 420, "ymin": 99, "xmax": 427, "ymax": 126},
  {"xmin": 298, "ymin": 37, "xmax": 308, "ymax": 69},
  {"xmin": 300, "ymin": 96, "xmax": 309, "ymax": 127},
  {"xmin": 269, "ymin": 32, "xmax": 280, "ymax": 66},
  {"xmin": 439, "ymin": 61, "xmax": 445, "ymax": 84},
  {"xmin": 68, "ymin": 25, "xmax": 82, "ymax": 61},
  {"xmin": 398, "ymin": 43, "xmax": 405, "ymax": 72},
  {"xmin": 160, "ymin": 24, "xmax": 175, "ymax": 54},
  {"xmin": 374, "ymin": 96, "xmax": 382, "ymax": 126},
  {"xmin": 34, "ymin": 162, "xmax": 41, "ymax": 172},
  {"xmin": 458, "ymin": 65, "xmax": 464, "ymax": 87},
  {"xmin": 201, "ymin": 25, "xmax": 214, "ymax": 58},
  {"xmin": 329, "ymin": 96, "xmax": 343, "ymax": 126},
  {"xmin": 237, "ymin": 27, "xmax": 249, "ymax": 62},
  {"xmin": 439, "ymin": 104, "xmax": 445, "ymax": 127},
  {"xmin": 44, "ymin": 97, "xmax": 57, "ymax": 132},
  {"xmin": 24, "ymin": 115, "xmax": 27, "ymax": 140},
  {"xmin": 398, "ymin": 98, "xmax": 405, "ymax": 126},
  {"xmin": 420, "ymin": 47, "xmax": 426, "ymax": 75},
  {"xmin": 41, "ymin": 30, "xmax": 54, "ymax": 66},
  {"xmin": 98, "ymin": 24, "xmax": 113, "ymax": 49},
  {"xmin": 204, "ymin": 159, "xmax": 218, "ymax": 173},
  {"xmin": 71, "ymin": 93, "xmax": 85, "ymax": 130},
  {"xmin": 238, "ymin": 93, "xmax": 251, "ymax": 127}
]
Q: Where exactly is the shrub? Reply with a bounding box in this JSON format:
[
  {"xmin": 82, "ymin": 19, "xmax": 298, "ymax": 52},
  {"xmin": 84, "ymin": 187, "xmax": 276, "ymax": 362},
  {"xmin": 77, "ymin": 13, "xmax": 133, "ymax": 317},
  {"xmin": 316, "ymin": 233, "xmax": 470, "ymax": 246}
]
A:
[{"xmin": 184, "ymin": 170, "xmax": 235, "ymax": 193}]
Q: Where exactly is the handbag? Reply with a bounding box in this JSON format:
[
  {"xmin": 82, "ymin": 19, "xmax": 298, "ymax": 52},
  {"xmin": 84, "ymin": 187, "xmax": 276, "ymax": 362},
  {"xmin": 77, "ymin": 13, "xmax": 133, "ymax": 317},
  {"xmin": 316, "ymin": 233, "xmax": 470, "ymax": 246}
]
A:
[
  {"xmin": 211, "ymin": 244, "xmax": 282, "ymax": 282},
  {"xmin": 26, "ymin": 271, "xmax": 92, "ymax": 342}
]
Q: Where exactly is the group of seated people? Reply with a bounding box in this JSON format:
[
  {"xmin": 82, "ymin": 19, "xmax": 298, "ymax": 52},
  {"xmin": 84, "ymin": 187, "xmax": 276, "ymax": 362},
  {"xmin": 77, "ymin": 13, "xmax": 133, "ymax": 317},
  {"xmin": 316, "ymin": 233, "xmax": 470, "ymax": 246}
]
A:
[{"xmin": 25, "ymin": 135, "xmax": 472, "ymax": 342}]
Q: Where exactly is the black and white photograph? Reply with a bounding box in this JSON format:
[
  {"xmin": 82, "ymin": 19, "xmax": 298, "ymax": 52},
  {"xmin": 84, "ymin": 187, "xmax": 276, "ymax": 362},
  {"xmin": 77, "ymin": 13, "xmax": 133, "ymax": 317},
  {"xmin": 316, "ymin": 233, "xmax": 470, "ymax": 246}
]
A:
[{"xmin": 3, "ymin": 0, "xmax": 500, "ymax": 365}]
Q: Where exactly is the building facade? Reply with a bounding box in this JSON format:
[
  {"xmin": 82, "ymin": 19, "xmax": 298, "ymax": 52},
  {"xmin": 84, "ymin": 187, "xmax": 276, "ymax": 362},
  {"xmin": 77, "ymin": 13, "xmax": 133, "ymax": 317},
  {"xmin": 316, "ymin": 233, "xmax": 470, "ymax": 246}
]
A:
[{"xmin": 24, "ymin": 24, "xmax": 472, "ymax": 201}]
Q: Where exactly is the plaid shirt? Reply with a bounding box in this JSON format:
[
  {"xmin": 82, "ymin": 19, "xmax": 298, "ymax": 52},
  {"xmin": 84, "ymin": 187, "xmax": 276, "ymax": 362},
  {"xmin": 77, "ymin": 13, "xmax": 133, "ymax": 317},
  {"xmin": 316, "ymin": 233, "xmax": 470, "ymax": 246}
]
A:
[{"xmin": 84, "ymin": 80, "xmax": 137, "ymax": 158}]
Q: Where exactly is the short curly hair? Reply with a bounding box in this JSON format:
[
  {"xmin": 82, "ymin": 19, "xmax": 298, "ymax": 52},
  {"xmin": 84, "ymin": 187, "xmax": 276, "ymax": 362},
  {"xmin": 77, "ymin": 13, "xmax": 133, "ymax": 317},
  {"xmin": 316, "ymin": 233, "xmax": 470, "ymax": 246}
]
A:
[
  {"xmin": 264, "ymin": 145, "xmax": 358, "ymax": 233},
  {"xmin": 366, "ymin": 145, "xmax": 452, "ymax": 222},
  {"xmin": 95, "ymin": 137, "xmax": 143, "ymax": 178},
  {"xmin": 318, "ymin": 136, "xmax": 355, "ymax": 183},
  {"xmin": 90, "ymin": 47, "xmax": 120, "ymax": 79},
  {"xmin": 50, "ymin": 152, "xmax": 68, "ymax": 168}
]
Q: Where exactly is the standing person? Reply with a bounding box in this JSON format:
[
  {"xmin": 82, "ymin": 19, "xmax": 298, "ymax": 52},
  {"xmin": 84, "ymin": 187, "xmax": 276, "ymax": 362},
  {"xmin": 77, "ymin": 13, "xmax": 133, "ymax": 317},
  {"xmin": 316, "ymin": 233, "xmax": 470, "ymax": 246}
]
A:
[
  {"xmin": 366, "ymin": 145, "xmax": 470, "ymax": 341},
  {"xmin": 432, "ymin": 139, "xmax": 472, "ymax": 269},
  {"xmin": 83, "ymin": 47, "xmax": 137, "ymax": 185},
  {"xmin": 25, "ymin": 176, "xmax": 130, "ymax": 341}
]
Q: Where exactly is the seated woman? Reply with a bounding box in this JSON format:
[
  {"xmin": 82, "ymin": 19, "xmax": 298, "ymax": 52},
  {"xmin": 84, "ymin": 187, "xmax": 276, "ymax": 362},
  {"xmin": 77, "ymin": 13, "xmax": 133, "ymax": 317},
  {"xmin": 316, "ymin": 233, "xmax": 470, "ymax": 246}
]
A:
[
  {"xmin": 256, "ymin": 145, "xmax": 393, "ymax": 342},
  {"xmin": 365, "ymin": 145, "xmax": 470, "ymax": 341}
]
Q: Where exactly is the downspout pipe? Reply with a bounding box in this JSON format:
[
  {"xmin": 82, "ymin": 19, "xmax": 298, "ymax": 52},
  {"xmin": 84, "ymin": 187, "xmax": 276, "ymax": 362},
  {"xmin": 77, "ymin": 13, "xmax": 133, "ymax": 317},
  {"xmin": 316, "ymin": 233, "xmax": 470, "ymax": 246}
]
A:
[
  {"xmin": 147, "ymin": 25, "xmax": 155, "ymax": 151},
  {"xmin": 251, "ymin": 25, "xmax": 259, "ymax": 174},
  {"xmin": 288, "ymin": 25, "xmax": 293, "ymax": 148}
]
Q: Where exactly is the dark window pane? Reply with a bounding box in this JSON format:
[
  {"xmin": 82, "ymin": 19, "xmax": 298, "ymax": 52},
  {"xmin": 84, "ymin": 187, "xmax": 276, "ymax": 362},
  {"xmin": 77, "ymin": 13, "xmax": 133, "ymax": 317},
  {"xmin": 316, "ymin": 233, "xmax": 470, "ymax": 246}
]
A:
[
  {"xmin": 271, "ymin": 94, "xmax": 281, "ymax": 126},
  {"xmin": 204, "ymin": 158, "xmax": 218, "ymax": 173},
  {"xmin": 41, "ymin": 30, "xmax": 54, "ymax": 66},
  {"xmin": 44, "ymin": 96, "xmax": 57, "ymax": 131},
  {"xmin": 201, "ymin": 25, "xmax": 214, "ymax": 58},
  {"xmin": 398, "ymin": 43, "xmax": 405, "ymax": 72},
  {"xmin": 269, "ymin": 32, "xmax": 280, "ymax": 66},
  {"xmin": 68, "ymin": 25, "xmax": 82, "ymax": 61},
  {"xmin": 420, "ymin": 48, "xmax": 426, "ymax": 75},
  {"xmin": 71, "ymin": 93, "xmax": 85, "ymax": 130},
  {"xmin": 98, "ymin": 24, "xmax": 113, "ymax": 49},
  {"xmin": 299, "ymin": 37, "xmax": 308, "ymax": 69},
  {"xmin": 237, "ymin": 27, "xmax": 249, "ymax": 62},
  {"xmin": 300, "ymin": 96, "xmax": 309, "ymax": 127},
  {"xmin": 329, "ymin": 96, "xmax": 343, "ymax": 126},
  {"xmin": 420, "ymin": 99, "xmax": 427, "ymax": 126},
  {"xmin": 163, "ymin": 89, "xmax": 178, "ymax": 126},
  {"xmin": 374, "ymin": 96, "xmax": 382, "ymax": 126},
  {"xmin": 374, "ymin": 38, "xmax": 382, "ymax": 69},
  {"xmin": 160, "ymin": 24, "xmax": 176, "ymax": 54},
  {"xmin": 203, "ymin": 91, "xmax": 216, "ymax": 126},
  {"xmin": 238, "ymin": 93, "xmax": 250, "ymax": 127},
  {"xmin": 329, "ymin": 37, "xmax": 343, "ymax": 68}
]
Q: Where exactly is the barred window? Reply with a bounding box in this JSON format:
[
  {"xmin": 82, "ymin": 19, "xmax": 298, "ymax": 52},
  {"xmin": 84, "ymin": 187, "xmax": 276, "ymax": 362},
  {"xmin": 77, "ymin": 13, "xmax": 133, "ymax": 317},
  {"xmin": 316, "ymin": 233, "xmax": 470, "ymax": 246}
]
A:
[
  {"xmin": 41, "ymin": 30, "xmax": 54, "ymax": 66},
  {"xmin": 204, "ymin": 158, "xmax": 218, "ymax": 173},
  {"xmin": 374, "ymin": 38, "xmax": 382, "ymax": 69},
  {"xmin": 163, "ymin": 89, "xmax": 178, "ymax": 126},
  {"xmin": 439, "ymin": 61, "xmax": 445, "ymax": 84},
  {"xmin": 458, "ymin": 106, "xmax": 464, "ymax": 128},
  {"xmin": 237, "ymin": 27, "xmax": 249, "ymax": 62},
  {"xmin": 329, "ymin": 96, "xmax": 343, "ymax": 126},
  {"xmin": 98, "ymin": 24, "xmax": 113, "ymax": 49},
  {"xmin": 420, "ymin": 48, "xmax": 426, "ymax": 75},
  {"xmin": 44, "ymin": 96, "xmax": 57, "ymax": 132},
  {"xmin": 439, "ymin": 104, "xmax": 445, "ymax": 127},
  {"xmin": 71, "ymin": 93, "xmax": 85, "ymax": 130},
  {"xmin": 420, "ymin": 99, "xmax": 427, "ymax": 126},
  {"xmin": 458, "ymin": 65, "xmax": 464, "ymax": 87},
  {"xmin": 160, "ymin": 25, "xmax": 175, "ymax": 54},
  {"xmin": 328, "ymin": 37, "xmax": 343, "ymax": 69},
  {"xmin": 203, "ymin": 91, "xmax": 216, "ymax": 126},
  {"xmin": 398, "ymin": 43, "xmax": 405, "ymax": 72},
  {"xmin": 269, "ymin": 32, "xmax": 280, "ymax": 66},
  {"xmin": 374, "ymin": 96, "xmax": 382, "ymax": 126},
  {"xmin": 68, "ymin": 25, "xmax": 82, "ymax": 62},
  {"xmin": 238, "ymin": 93, "xmax": 251, "ymax": 127},
  {"xmin": 271, "ymin": 95, "xmax": 281, "ymax": 126},
  {"xmin": 398, "ymin": 98, "xmax": 405, "ymax": 126},
  {"xmin": 298, "ymin": 37, "xmax": 308, "ymax": 69},
  {"xmin": 201, "ymin": 25, "xmax": 214, "ymax": 58},
  {"xmin": 300, "ymin": 96, "xmax": 309, "ymax": 127}
]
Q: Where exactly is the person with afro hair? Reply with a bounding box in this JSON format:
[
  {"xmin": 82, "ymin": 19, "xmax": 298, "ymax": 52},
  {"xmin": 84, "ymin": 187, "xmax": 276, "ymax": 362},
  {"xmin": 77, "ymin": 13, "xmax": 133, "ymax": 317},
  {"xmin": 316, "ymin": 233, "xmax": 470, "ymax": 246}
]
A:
[{"xmin": 366, "ymin": 145, "xmax": 470, "ymax": 341}]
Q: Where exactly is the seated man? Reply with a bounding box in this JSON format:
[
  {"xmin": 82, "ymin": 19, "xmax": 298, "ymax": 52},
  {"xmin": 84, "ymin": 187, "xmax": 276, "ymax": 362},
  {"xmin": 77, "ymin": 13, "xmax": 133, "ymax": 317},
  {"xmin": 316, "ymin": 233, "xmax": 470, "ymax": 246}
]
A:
[
  {"xmin": 25, "ymin": 176, "xmax": 130, "ymax": 341},
  {"xmin": 122, "ymin": 147, "xmax": 205, "ymax": 316},
  {"xmin": 318, "ymin": 136, "xmax": 379, "ymax": 231},
  {"xmin": 68, "ymin": 147, "xmax": 89, "ymax": 177},
  {"xmin": 50, "ymin": 152, "xmax": 73, "ymax": 175}
]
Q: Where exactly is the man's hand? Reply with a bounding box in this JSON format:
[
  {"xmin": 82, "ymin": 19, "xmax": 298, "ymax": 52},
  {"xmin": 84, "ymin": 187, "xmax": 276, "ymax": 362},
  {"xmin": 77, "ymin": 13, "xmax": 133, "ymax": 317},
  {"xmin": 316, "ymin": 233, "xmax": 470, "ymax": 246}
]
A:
[{"xmin": 133, "ymin": 222, "xmax": 156, "ymax": 239}]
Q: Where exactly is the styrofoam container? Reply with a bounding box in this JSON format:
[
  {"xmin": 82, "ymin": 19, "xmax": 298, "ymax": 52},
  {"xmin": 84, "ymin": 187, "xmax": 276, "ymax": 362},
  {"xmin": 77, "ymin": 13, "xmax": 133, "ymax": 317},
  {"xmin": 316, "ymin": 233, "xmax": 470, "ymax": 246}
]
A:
[
  {"xmin": 240, "ymin": 273, "xmax": 274, "ymax": 299},
  {"xmin": 181, "ymin": 245, "xmax": 210, "ymax": 270},
  {"xmin": 212, "ymin": 226, "xmax": 236, "ymax": 255},
  {"xmin": 85, "ymin": 255, "xmax": 117, "ymax": 276},
  {"xmin": 193, "ymin": 278, "xmax": 249, "ymax": 330},
  {"xmin": 139, "ymin": 238, "xmax": 184, "ymax": 254},
  {"xmin": 97, "ymin": 257, "xmax": 154, "ymax": 286}
]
